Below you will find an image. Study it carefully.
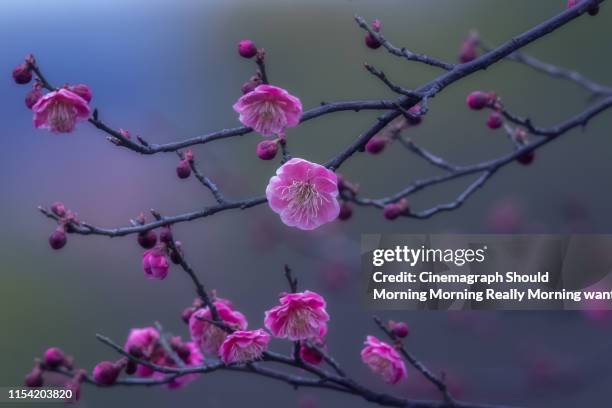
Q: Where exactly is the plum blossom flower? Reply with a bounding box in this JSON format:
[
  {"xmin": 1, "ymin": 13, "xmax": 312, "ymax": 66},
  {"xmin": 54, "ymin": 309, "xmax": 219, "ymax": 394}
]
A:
[
  {"xmin": 32, "ymin": 88, "xmax": 91, "ymax": 133},
  {"xmin": 266, "ymin": 158, "xmax": 340, "ymax": 230},
  {"xmin": 233, "ymin": 85, "xmax": 302, "ymax": 137},
  {"xmin": 218, "ymin": 329, "xmax": 270, "ymax": 364},
  {"xmin": 189, "ymin": 298, "xmax": 248, "ymax": 355},
  {"xmin": 124, "ymin": 327, "xmax": 202, "ymax": 389},
  {"xmin": 142, "ymin": 247, "xmax": 170, "ymax": 280},
  {"xmin": 360, "ymin": 336, "xmax": 407, "ymax": 384},
  {"xmin": 264, "ymin": 290, "xmax": 329, "ymax": 341}
]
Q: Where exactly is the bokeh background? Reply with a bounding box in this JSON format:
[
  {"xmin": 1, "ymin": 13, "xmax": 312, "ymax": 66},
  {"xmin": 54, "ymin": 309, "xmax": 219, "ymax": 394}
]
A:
[{"xmin": 2, "ymin": 0, "xmax": 612, "ymax": 407}]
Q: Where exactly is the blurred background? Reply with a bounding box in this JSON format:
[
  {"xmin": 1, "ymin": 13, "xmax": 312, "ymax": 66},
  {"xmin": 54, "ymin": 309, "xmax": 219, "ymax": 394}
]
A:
[{"xmin": 2, "ymin": 0, "xmax": 612, "ymax": 406}]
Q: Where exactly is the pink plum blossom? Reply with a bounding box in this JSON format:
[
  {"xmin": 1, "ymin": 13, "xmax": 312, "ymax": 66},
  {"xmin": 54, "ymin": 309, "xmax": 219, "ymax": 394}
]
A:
[
  {"xmin": 142, "ymin": 247, "xmax": 169, "ymax": 280},
  {"xmin": 266, "ymin": 158, "xmax": 340, "ymax": 230},
  {"xmin": 264, "ymin": 290, "xmax": 329, "ymax": 341},
  {"xmin": 32, "ymin": 88, "xmax": 91, "ymax": 133},
  {"xmin": 233, "ymin": 85, "xmax": 302, "ymax": 137},
  {"xmin": 218, "ymin": 329, "xmax": 270, "ymax": 364},
  {"xmin": 123, "ymin": 328, "xmax": 202, "ymax": 389},
  {"xmin": 189, "ymin": 299, "xmax": 248, "ymax": 355},
  {"xmin": 361, "ymin": 336, "xmax": 407, "ymax": 384}
]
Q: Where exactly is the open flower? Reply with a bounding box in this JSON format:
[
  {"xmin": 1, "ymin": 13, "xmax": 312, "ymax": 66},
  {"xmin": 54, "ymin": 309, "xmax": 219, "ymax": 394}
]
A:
[
  {"xmin": 361, "ymin": 336, "xmax": 407, "ymax": 384},
  {"xmin": 32, "ymin": 88, "xmax": 91, "ymax": 133},
  {"xmin": 189, "ymin": 299, "xmax": 248, "ymax": 355},
  {"xmin": 219, "ymin": 329, "xmax": 270, "ymax": 364},
  {"xmin": 233, "ymin": 85, "xmax": 302, "ymax": 137},
  {"xmin": 266, "ymin": 158, "xmax": 340, "ymax": 230},
  {"xmin": 142, "ymin": 247, "xmax": 170, "ymax": 280},
  {"xmin": 264, "ymin": 290, "xmax": 329, "ymax": 341}
]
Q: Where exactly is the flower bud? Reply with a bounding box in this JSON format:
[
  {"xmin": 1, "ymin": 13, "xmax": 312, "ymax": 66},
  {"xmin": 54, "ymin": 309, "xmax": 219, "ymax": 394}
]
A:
[
  {"xmin": 51, "ymin": 202, "xmax": 67, "ymax": 218},
  {"xmin": 125, "ymin": 359, "xmax": 137, "ymax": 375},
  {"xmin": 299, "ymin": 342, "xmax": 324, "ymax": 365},
  {"xmin": 137, "ymin": 230, "xmax": 157, "ymax": 249},
  {"xmin": 67, "ymin": 84, "xmax": 92, "ymax": 103},
  {"xmin": 383, "ymin": 199, "xmax": 409, "ymax": 221},
  {"xmin": 517, "ymin": 150, "xmax": 535, "ymax": 165},
  {"xmin": 256, "ymin": 140, "xmax": 278, "ymax": 160},
  {"xmin": 389, "ymin": 321, "xmax": 409, "ymax": 338},
  {"xmin": 93, "ymin": 361, "xmax": 121, "ymax": 386},
  {"xmin": 176, "ymin": 159, "xmax": 192, "ymax": 179},
  {"xmin": 466, "ymin": 91, "xmax": 493, "ymax": 110},
  {"xmin": 159, "ymin": 227, "xmax": 173, "ymax": 244},
  {"xmin": 49, "ymin": 228, "xmax": 67, "ymax": 250},
  {"xmin": 238, "ymin": 40, "xmax": 258, "ymax": 59},
  {"xmin": 25, "ymin": 88, "xmax": 43, "ymax": 109},
  {"xmin": 24, "ymin": 367, "xmax": 43, "ymax": 388},
  {"xmin": 383, "ymin": 203, "xmax": 402, "ymax": 220},
  {"xmin": 486, "ymin": 112, "xmax": 503, "ymax": 129},
  {"xmin": 182, "ymin": 306, "xmax": 195, "ymax": 324},
  {"xmin": 364, "ymin": 19, "xmax": 382, "ymax": 49},
  {"xmin": 242, "ymin": 75, "xmax": 262, "ymax": 94},
  {"xmin": 365, "ymin": 136, "xmax": 387, "ymax": 154},
  {"xmin": 44, "ymin": 347, "xmax": 66, "ymax": 368},
  {"xmin": 338, "ymin": 202, "xmax": 353, "ymax": 220},
  {"xmin": 407, "ymin": 105, "xmax": 423, "ymax": 126},
  {"xmin": 459, "ymin": 33, "xmax": 479, "ymax": 63},
  {"xmin": 365, "ymin": 34, "xmax": 381, "ymax": 49},
  {"xmin": 12, "ymin": 63, "xmax": 32, "ymax": 84}
]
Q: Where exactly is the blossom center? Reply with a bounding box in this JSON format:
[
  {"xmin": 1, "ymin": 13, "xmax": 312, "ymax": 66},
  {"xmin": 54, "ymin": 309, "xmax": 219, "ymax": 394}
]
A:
[
  {"xmin": 48, "ymin": 101, "xmax": 76, "ymax": 132},
  {"xmin": 280, "ymin": 180, "xmax": 328, "ymax": 222}
]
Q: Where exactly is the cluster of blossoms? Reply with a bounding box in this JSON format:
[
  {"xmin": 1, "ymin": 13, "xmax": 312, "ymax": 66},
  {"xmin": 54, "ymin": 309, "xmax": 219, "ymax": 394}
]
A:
[
  {"xmin": 26, "ymin": 288, "xmax": 411, "ymax": 396},
  {"xmin": 13, "ymin": 55, "xmax": 92, "ymax": 133},
  {"xmin": 466, "ymin": 91, "xmax": 535, "ymax": 165},
  {"xmin": 136, "ymin": 220, "xmax": 182, "ymax": 280}
]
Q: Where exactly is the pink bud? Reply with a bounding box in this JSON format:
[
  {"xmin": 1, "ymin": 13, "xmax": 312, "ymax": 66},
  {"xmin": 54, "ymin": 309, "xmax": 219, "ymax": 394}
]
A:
[
  {"xmin": 256, "ymin": 140, "xmax": 279, "ymax": 160},
  {"xmin": 459, "ymin": 33, "xmax": 479, "ymax": 63},
  {"xmin": 24, "ymin": 367, "xmax": 43, "ymax": 387},
  {"xmin": 137, "ymin": 230, "xmax": 157, "ymax": 249},
  {"xmin": 125, "ymin": 359, "xmax": 137, "ymax": 375},
  {"xmin": 383, "ymin": 204, "xmax": 402, "ymax": 220},
  {"xmin": 93, "ymin": 361, "xmax": 121, "ymax": 386},
  {"xmin": 566, "ymin": 0, "xmax": 579, "ymax": 7},
  {"xmin": 364, "ymin": 33, "xmax": 382, "ymax": 49},
  {"xmin": 51, "ymin": 202, "xmax": 67, "ymax": 218},
  {"xmin": 238, "ymin": 40, "xmax": 258, "ymax": 59},
  {"xmin": 299, "ymin": 342, "xmax": 324, "ymax": 365},
  {"xmin": 68, "ymin": 84, "xmax": 93, "ymax": 103},
  {"xmin": 25, "ymin": 88, "xmax": 43, "ymax": 109},
  {"xmin": 49, "ymin": 228, "xmax": 67, "ymax": 250},
  {"xmin": 159, "ymin": 227, "xmax": 173, "ymax": 244},
  {"xmin": 12, "ymin": 63, "xmax": 32, "ymax": 84},
  {"xmin": 365, "ymin": 136, "xmax": 387, "ymax": 154},
  {"xmin": 390, "ymin": 321, "xmax": 409, "ymax": 338},
  {"xmin": 182, "ymin": 306, "xmax": 196, "ymax": 324},
  {"xmin": 119, "ymin": 129, "xmax": 131, "ymax": 139},
  {"xmin": 517, "ymin": 150, "xmax": 535, "ymax": 165},
  {"xmin": 338, "ymin": 202, "xmax": 353, "ymax": 220},
  {"xmin": 486, "ymin": 112, "xmax": 503, "ymax": 129},
  {"xmin": 466, "ymin": 91, "xmax": 493, "ymax": 110},
  {"xmin": 407, "ymin": 105, "xmax": 423, "ymax": 125},
  {"xmin": 242, "ymin": 75, "xmax": 262, "ymax": 94},
  {"xmin": 44, "ymin": 347, "xmax": 66, "ymax": 368},
  {"xmin": 176, "ymin": 159, "xmax": 192, "ymax": 179}
]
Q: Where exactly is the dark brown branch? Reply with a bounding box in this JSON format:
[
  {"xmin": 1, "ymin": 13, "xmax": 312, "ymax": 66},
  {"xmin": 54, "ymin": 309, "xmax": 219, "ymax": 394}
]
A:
[
  {"xmin": 374, "ymin": 317, "xmax": 454, "ymax": 405},
  {"xmin": 354, "ymin": 16, "xmax": 455, "ymax": 71}
]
